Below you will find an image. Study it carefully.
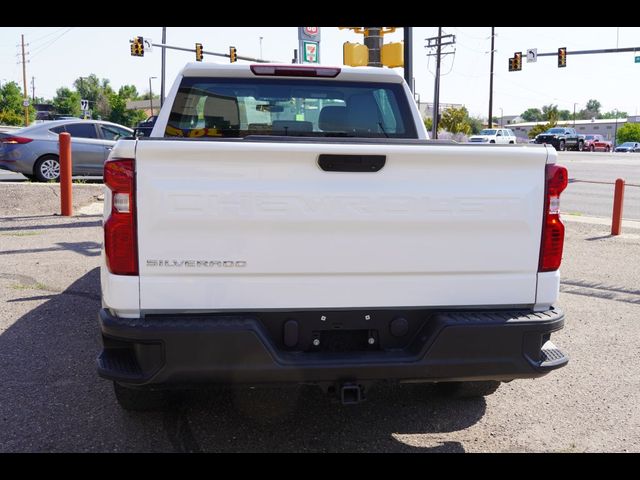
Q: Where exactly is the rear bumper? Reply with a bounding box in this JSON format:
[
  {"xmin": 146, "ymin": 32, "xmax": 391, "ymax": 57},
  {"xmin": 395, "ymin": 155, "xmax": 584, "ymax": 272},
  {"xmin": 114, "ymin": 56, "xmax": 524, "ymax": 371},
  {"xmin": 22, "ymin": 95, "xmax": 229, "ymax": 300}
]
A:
[{"xmin": 97, "ymin": 307, "xmax": 568, "ymax": 387}]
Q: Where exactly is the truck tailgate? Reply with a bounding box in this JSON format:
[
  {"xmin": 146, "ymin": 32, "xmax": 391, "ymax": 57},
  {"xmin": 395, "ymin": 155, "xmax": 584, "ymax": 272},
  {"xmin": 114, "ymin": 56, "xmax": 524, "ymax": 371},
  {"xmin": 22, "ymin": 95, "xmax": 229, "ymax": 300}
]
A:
[{"xmin": 135, "ymin": 140, "xmax": 547, "ymax": 311}]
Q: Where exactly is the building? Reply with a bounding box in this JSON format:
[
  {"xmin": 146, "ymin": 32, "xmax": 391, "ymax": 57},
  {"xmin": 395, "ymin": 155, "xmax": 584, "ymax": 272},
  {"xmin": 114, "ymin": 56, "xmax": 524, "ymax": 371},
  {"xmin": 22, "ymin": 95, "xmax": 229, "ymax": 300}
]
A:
[
  {"xmin": 126, "ymin": 99, "xmax": 161, "ymax": 118},
  {"xmin": 508, "ymin": 116, "xmax": 640, "ymax": 142},
  {"xmin": 417, "ymin": 101, "xmax": 463, "ymax": 121}
]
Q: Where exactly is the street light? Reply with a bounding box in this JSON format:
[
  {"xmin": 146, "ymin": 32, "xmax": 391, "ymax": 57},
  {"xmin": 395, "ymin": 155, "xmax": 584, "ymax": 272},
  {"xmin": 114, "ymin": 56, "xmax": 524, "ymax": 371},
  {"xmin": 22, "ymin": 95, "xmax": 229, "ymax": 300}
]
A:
[
  {"xmin": 148, "ymin": 76, "xmax": 157, "ymax": 117},
  {"xmin": 259, "ymin": 36, "xmax": 264, "ymax": 60},
  {"xmin": 500, "ymin": 107, "xmax": 503, "ymax": 127},
  {"xmin": 573, "ymin": 102, "xmax": 578, "ymax": 128},
  {"xmin": 614, "ymin": 108, "xmax": 619, "ymax": 149}
]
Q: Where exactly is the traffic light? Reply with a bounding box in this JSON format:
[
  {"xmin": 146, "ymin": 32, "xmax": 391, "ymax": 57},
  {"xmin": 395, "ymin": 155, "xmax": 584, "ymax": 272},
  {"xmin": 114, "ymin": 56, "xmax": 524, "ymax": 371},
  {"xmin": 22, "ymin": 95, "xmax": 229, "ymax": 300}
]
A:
[
  {"xmin": 130, "ymin": 37, "xmax": 144, "ymax": 57},
  {"xmin": 195, "ymin": 43, "xmax": 203, "ymax": 62},
  {"xmin": 343, "ymin": 42, "xmax": 368, "ymax": 66},
  {"xmin": 514, "ymin": 51, "xmax": 522, "ymax": 71},
  {"xmin": 381, "ymin": 42, "xmax": 404, "ymax": 68},
  {"xmin": 558, "ymin": 47, "xmax": 567, "ymax": 68},
  {"xmin": 229, "ymin": 46, "xmax": 237, "ymax": 63},
  {"xmin": 508, "ymin": 56, "xmax": 516, "ymax": 72}
]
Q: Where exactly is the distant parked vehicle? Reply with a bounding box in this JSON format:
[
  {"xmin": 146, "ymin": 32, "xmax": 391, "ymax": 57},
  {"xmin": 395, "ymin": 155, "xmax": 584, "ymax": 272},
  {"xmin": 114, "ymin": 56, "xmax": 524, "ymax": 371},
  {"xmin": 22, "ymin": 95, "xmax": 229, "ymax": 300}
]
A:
[
  {"xmin": 582, "ymin": 134, "xmax": 612, "ymax": 152},
  {"xmin": 534, "ymin": 127, "xmax": 584, "ymax": 151},
  {"xmin": 134, "ymin": 115, "xmax": 158, "ymax": 137},
  {"xmin": 0, "ymin": 119, "xmax": 133, "ymax": 181},
  {"xmin": 614, "ymin": 142, "xmax": 640, "ymax": 153},
  {"xmin": 468, "ymin": 128, "xmax": 516, "ymax": 144}
]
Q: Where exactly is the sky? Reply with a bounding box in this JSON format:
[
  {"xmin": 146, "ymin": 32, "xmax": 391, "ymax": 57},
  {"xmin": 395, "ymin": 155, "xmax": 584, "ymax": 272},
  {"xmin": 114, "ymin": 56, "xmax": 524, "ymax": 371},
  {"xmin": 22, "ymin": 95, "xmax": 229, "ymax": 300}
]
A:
[{"xmin": 1, "ymin": 26, "xmax": 639, "ymax": 119}]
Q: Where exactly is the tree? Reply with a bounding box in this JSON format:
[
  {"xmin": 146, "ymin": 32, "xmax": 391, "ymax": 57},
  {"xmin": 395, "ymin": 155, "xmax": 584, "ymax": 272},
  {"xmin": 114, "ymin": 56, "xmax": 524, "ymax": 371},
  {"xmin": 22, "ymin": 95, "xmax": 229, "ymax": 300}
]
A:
[
  {"xmin": 577, "ymin": 98, "xmax": 602, "ymax": 120},
  {"xmin": 467, "ymin": 116, "xmax": 484, "ymax": 134},
  {"xmin": 107, "ymin": 85, "xmax": 146, "ymax": 127},
  {"xmin": 0, "ymin": 81, "xmax": 36, "ymax": 126},
  {"xmin": 521, "ymin": 108, "xmax": 543, "ymax": 122},
  {"xmin": 586, "ymin": 99, "xmax": 601, "ymax": 113},
  {"xmin": 558, "ymin": 110, "xmax": 572, "ymax": 121},
  {"xmin": 74, "ymin": 74, "xmax": 114, "ymax": 119},
  {"xmin": 542, "ymin": 104, "xmax": 559, "ymax": 122},
  {"xmin": 616, "ymin": 123, "xmax": 640, "ymax": 144},
  {"xmin": 439, "ymin": 106, "xmax": 472, "ymax": 135},
  {"xmin": 423, "ymin": 117, "xmax": 433, "ymax": 132},
  {"xmin": 528, "ymin": 118, "xmax": 558, "ymax": 139},
  {"xmin": 52, "ymin": 87, "xmax": 82, "ymax": 117},
  {"xmin": 598, "ymin": 110, "xmax": 627, "ymax": 120}
]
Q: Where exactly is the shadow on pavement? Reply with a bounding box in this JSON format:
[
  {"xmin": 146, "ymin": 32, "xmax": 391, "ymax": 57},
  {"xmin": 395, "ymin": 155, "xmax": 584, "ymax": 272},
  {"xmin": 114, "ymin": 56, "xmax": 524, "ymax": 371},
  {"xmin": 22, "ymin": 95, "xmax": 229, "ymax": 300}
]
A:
[{"xmin": 0, "ymin": 268, "xmax": 485, "ymax": 452}]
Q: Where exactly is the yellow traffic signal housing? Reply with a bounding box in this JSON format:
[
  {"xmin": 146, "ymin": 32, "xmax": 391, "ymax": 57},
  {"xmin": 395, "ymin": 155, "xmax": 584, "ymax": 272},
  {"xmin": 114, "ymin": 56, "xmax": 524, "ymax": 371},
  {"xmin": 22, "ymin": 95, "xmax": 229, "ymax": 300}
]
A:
[
  {"xmin": 229, "ymin": 46, "xmax": 237, "ymax": 63},
  {"xmin": 136, "ymin": 36, "xmax": 144, "ymax": 57},
  {"xmin": 343, "ymin": 42, "xmax": 368, "ymax": 67},
  {"xmin": 195, "ymin": 43, "xmax": 203, "ymax": 62},
  {"xmin": 558, "ymin": 47, "xmax": 567, "ymax": 68},
  {"xmin": 130, "ymin": 42, "xmax": 136, "ymax": 56},
  {"xmin": 508, "ymin": 57, "xmax": 515, "ymax": 72},
  {"xmin": 514, "ymin": 51, "xmax": 522, "ymax": 71},
  {"xmin": 381, "ymin": 42, "xmax": 404, "ymax": 68}
]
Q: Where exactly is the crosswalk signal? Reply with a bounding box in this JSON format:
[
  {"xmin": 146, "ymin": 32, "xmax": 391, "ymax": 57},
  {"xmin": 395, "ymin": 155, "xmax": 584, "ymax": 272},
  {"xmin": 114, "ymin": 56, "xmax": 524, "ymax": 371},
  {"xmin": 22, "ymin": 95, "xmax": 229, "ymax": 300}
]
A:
[
  {"xmin": 558, "ymin": 47, "xmax": 567, "ymax": 68},
  {"xmin": 229, "ymin": 46, "xmax": 237, "ymax": 63},
  {"xmin": 195, "ymin": 43, "xmax": 203, "ymax": 62},
  {"xmin": 514, "ymin": 51, "xmax": 522, "ymax": 71}
]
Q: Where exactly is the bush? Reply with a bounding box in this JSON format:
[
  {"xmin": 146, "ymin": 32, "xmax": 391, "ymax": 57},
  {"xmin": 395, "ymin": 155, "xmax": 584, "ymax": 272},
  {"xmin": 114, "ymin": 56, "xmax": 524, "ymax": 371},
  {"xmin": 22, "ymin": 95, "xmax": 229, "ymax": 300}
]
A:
[{"xmin": 616, "ymin": 123, "xmax": 640, "ymax": 144}]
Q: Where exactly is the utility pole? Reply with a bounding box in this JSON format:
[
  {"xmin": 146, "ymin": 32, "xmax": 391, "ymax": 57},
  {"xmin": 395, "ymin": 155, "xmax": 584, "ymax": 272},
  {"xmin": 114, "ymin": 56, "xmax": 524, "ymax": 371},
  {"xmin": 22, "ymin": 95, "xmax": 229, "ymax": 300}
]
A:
[
  {"xmin": 31, "ymin": 76, "xmax": 35, "ymax": 102},
  {"xmin": 425, "ymin": 29, "xmax": 456, "ymax": 139},
  {"xmin": 20, "ymin": 34, "xmax": 29, "ymax": 126},
  {"xmin": 488, "ymin": 27, "xmax": 495, "ymax": 129},
  {"xmin": 160, "ymin": 27, "xmax": 166, "ymax": 107},
  {"xmin": 404, "ymin": 27, "xmax": 413, "ymax": 93}
]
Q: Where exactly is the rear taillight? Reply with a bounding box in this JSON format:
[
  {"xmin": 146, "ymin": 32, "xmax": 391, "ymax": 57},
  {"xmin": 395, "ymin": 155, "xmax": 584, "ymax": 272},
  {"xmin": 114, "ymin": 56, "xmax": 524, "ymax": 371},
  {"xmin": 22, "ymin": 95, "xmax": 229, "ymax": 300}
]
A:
[
  {"xmin": 250, "ymin": 65, "xmax": 341, "ymax": 78},
  {"xmin": 104, "ymin": 158, "xmax": 138, "ymax": 275},
  {"xmin": 0, "ymin": 136, "xmax": 33, "ymax": 144},
  {"xmin": 539, "ymin": 164, "xmax": 568, "ymax": 272}
]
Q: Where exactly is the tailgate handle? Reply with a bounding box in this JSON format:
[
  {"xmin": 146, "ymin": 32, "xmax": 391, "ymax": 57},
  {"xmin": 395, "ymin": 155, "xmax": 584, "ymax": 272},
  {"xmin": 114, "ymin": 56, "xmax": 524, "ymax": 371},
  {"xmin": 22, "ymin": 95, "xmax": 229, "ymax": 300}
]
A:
[{"xmin": 318, "ymin": 154, "xmax": 385, "ymax": 172}]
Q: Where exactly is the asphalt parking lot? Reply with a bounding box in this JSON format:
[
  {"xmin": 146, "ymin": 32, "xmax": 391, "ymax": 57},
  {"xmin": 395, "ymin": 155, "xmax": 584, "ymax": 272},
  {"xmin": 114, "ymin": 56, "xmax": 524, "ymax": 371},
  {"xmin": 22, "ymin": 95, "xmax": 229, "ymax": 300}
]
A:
[{"xmin": 0, "ymin": 184, "xmax": 639, "ymax": 452}]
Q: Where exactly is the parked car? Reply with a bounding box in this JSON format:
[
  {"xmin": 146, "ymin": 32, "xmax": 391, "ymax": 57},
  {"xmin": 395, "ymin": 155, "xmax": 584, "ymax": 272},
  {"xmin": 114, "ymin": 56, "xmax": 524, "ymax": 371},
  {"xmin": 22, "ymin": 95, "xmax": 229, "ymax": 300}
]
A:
[
  {"xmin": 0, "ymin": 119, "xmax": 133, "ymax": 181},
  {"xmin": 534, "ymin": 127, "xmax": 584, "ymax": 151},
  {"xmin": 582, "ymin": 134, "xmax": 612, "ymax": 152},
  {"xmin": 468, "ymin": 128, "xmax": 517, "ymax": 144},
  {"xmin": 614, "ymin": 141, "xmax": 640, "ymax": 153},
  {"xmin": 134, "ymin": 115, "xmax": 157, "ymax": 137}
]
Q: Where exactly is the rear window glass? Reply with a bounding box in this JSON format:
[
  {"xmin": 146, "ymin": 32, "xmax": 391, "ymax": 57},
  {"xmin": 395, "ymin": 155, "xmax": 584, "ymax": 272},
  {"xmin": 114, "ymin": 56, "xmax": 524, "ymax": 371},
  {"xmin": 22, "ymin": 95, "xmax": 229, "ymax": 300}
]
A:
[
  {"xmin": 164, "ymin": 77, "xmax": 417, "ymax": 139},
  {"xmin": 62, "ymin": 123, "xmax": 97, "ymax": 139}
]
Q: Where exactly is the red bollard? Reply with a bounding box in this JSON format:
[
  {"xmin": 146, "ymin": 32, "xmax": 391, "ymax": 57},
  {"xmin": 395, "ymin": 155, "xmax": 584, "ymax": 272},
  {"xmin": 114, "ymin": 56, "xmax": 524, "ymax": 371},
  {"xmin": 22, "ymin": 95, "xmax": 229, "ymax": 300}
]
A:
[
  {"xmin": 611, "ymin": 178, "xmax": 625, "ymax": 236},
  {"xmin": 59, "ymin": 132, "xmax": 73, "ymax": 216}
]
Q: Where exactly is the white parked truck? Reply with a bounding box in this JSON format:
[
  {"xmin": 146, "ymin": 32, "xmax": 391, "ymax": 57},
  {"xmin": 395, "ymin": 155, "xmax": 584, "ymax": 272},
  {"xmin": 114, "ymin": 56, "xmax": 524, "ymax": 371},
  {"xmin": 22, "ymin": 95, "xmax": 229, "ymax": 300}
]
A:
[{"xmin": 98, "ymin": 63, "xmax": 568, "ymax": 410}]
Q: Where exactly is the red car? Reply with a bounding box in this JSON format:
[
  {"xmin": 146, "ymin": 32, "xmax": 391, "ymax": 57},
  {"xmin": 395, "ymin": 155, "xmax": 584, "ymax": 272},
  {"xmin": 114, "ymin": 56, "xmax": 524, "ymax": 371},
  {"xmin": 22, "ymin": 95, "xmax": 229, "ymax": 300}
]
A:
[{"xmin": 582, "ymin": 134, "xmax": 612, "ymax": 152}]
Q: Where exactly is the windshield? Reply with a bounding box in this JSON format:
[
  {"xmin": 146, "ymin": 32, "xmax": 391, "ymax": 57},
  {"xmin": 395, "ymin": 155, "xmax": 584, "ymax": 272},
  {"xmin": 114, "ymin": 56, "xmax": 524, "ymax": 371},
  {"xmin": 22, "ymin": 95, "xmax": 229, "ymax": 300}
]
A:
[
  {"xmin": 164, "ymin": 77, "xmax": 417, "ymax": 139},
  {"xmin": 619, "ymin": 142, "xmax": 635, "ymax": 147},
  {"xmin": 585, "ymin": 135, "xmax": 595, "ymax": 140},
  {"xmin": 478, "ymin": 129, "xmax": 496, "ymax": 135},
  {"xmin": 545, "ymin": 128, "xmax": 565, "ymax": 134}
]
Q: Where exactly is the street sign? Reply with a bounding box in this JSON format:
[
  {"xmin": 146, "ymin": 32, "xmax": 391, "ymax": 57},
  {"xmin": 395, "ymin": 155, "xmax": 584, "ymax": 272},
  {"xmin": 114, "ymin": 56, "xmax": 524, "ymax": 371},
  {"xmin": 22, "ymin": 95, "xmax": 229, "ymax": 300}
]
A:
[
  {"xmin": 82, "ymin": 109, "xmax": 91, "ymax": 118},
  {"xmin": 527, "ymin": 48, "xmax": 538, "ymax": 63},
  {"xmin": 635, "ymin": 56, "xmax": 640, "ymax": 63},
  {"xmin": 80, "ymin": 99, "xmax": 89, "ymax": 110},
  {"xmin": 303, "ymin": 41, "xmax": 319, "ymax": 63},
  {"xmin": 143, "ymin": 38, "xmax": 153, "ymax": 52},
  {"xmin": 304, "ymin": 27, "xmax": 319, "ymax": 36},
  {"xmin": 22, "ymin": 99, "xmax": 30, "ymax": 107}
]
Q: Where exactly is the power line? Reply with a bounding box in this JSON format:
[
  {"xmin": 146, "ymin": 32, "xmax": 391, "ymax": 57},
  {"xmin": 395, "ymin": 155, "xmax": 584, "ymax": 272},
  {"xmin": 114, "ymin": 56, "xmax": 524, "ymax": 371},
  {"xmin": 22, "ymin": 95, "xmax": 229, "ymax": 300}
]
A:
[{"xmin": 30, "ymin": 28, "xmax": 74, "ymax": 59}]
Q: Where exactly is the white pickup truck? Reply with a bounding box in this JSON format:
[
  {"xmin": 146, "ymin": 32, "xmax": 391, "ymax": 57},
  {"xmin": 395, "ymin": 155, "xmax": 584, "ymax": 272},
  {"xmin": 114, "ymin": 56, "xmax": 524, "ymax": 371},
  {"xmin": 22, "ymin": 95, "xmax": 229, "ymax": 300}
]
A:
[{"xmin": 98, "ymin": 63, "xmax": 568, "ymax": 410}]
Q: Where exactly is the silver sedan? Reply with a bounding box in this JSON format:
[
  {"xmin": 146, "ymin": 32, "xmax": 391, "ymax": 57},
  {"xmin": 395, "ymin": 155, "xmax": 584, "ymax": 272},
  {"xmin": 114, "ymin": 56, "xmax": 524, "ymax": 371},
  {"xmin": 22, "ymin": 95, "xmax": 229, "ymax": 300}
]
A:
[{"xmin": 0, "ymin": 119, "xmax": 133, "ymax": 182}]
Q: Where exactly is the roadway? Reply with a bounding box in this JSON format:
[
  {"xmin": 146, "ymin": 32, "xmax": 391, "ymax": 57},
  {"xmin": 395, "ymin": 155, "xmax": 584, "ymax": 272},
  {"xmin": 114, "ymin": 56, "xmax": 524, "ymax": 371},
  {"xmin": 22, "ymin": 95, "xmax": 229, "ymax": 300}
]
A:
[{"xmin": 559, "ymin": 151, "xmax": 640, "ymax": 221}]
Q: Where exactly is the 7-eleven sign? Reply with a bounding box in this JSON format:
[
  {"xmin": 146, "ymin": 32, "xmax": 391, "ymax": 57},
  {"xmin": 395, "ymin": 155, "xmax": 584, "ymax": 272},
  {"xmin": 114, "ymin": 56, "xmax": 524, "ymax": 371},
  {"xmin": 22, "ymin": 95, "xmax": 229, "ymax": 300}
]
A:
[{"xmin": 303, "ymin": 41, "xmax": 319, "ymax": 63}]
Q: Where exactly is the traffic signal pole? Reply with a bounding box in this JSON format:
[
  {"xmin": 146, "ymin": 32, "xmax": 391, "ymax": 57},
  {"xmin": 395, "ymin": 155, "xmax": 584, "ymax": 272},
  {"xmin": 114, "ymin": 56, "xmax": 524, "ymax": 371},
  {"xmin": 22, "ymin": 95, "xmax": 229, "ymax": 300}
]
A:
[
  {"xmin": 403, "ymin": 27, "xmax": 413, "ymax": 93},
  {"xmin": 149, "ymin": 42, "xmax": 281, "ymax": 63}
]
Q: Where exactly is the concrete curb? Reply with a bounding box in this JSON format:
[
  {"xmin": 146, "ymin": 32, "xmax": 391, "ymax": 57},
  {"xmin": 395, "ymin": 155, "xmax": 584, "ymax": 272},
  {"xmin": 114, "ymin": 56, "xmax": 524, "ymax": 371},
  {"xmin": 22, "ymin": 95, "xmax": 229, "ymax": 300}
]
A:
[{"xmin": 563, "ymin": 213, "xmax": 640, "ymax": 230}]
